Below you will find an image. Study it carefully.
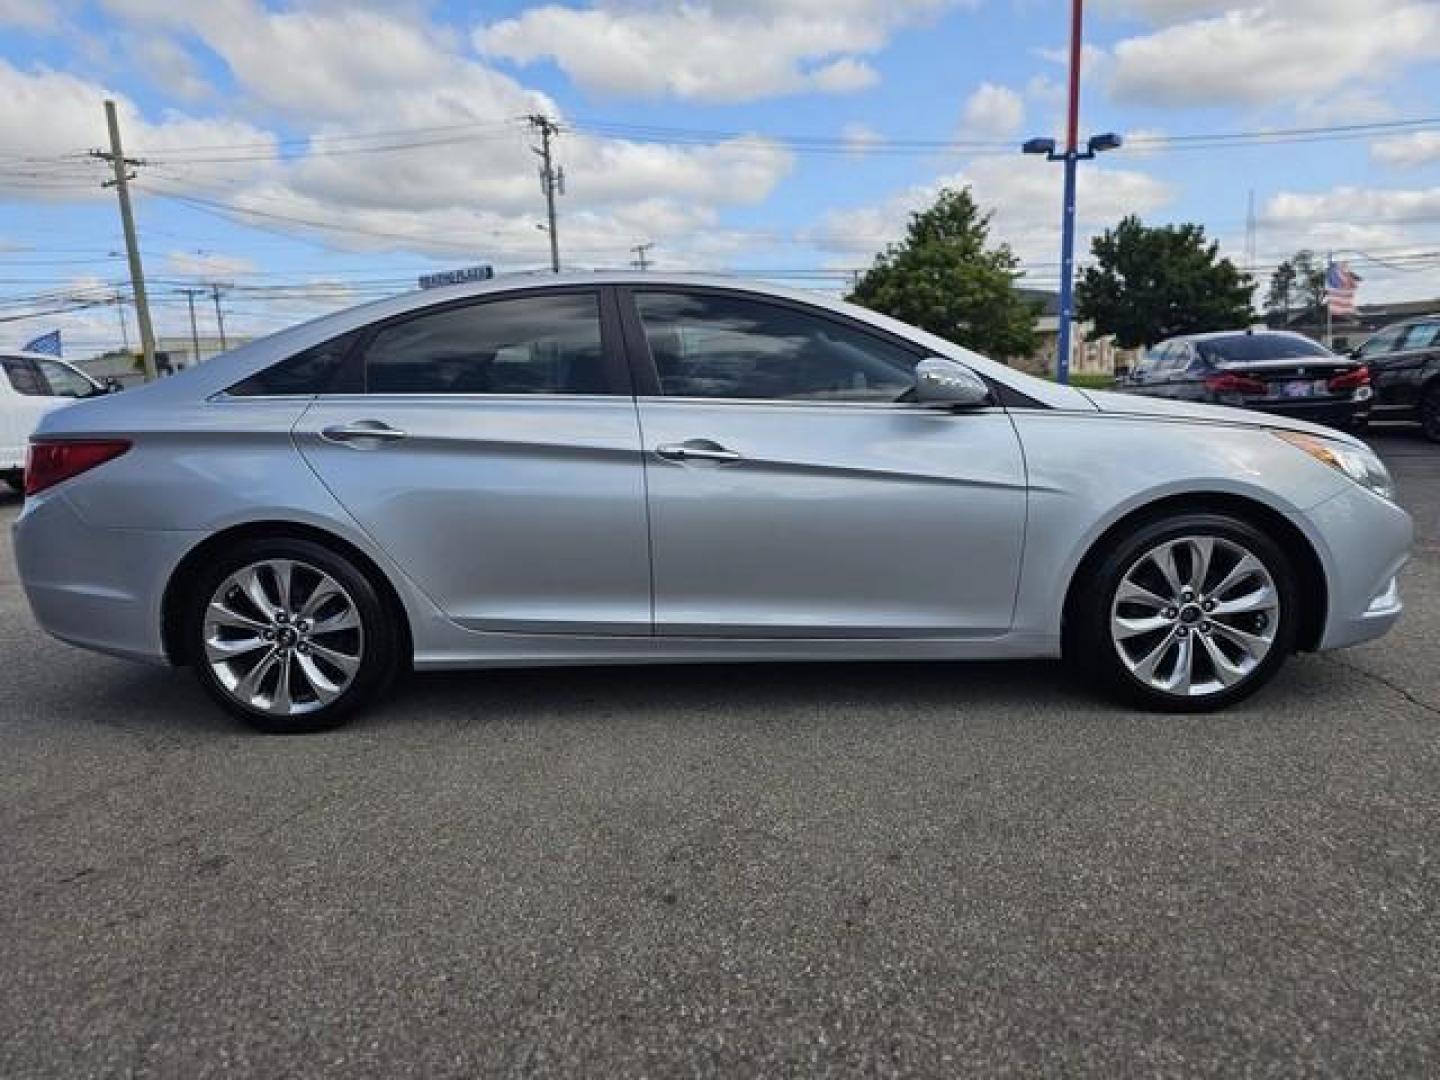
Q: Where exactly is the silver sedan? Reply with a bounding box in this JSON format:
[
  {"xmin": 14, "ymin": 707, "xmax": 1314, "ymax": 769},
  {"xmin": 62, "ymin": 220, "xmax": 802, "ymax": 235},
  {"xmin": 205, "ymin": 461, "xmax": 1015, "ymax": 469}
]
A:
[{"xmin": 13, "ymin": 274, "xmax": 1412, "ymax": 732}]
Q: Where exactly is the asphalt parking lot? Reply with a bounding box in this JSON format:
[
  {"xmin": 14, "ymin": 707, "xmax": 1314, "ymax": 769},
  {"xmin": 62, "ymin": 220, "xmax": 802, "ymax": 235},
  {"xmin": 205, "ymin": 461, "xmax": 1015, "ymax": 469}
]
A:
[{"xmin": 1, "ymin": 430, "xmax": 1436, "ymax": 1078}]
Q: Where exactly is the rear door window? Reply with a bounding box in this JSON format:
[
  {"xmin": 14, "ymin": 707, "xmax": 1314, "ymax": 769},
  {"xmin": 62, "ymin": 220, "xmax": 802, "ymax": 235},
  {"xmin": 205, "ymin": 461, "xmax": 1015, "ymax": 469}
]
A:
[{"xmin": 362, "ymin": 293, "xmax": 610, "ymax": 395}]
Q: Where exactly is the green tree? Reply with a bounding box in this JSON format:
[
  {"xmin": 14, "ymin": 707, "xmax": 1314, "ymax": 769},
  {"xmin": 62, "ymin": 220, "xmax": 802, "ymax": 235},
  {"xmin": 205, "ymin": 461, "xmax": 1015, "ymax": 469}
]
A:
[
  {"xmin": 1265, "ymin": 250, "xmax": 1326, "ymax": 320},
  {"xmin": 1075, "ymin": 215, "xmax": 1255, "ymax": 349},
  {"xmin": 847, "ymin": 187, "xmax": 1039, "ymax": 360}
]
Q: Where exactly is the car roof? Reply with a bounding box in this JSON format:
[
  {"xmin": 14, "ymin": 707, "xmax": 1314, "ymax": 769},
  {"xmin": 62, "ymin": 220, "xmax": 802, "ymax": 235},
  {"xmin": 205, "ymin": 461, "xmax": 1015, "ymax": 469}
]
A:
[
  {"xmin": 1162, "ymin": 330, "xmax": 1316, "ymax": 344},
  {"xmin": 68, "ymin": 271, "xmax": 1095, "ymax": 413}
]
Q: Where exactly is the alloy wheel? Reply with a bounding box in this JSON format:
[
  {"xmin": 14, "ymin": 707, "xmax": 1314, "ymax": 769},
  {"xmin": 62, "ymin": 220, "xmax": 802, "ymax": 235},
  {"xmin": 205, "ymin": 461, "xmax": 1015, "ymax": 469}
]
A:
[
  {"xmin": 1109, "ymin": 535, "xmax": 1279, "ymax": 698},
  {"xmin": 202, "ymin": 558, "xmax": 365, "ymax": 717}
]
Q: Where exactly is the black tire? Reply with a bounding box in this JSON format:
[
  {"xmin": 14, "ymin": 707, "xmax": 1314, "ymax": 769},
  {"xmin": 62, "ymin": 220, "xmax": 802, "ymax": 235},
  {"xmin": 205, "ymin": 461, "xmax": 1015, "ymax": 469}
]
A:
[
  {"xmin": 1, "ymin": 469, "xmax": 22, "ymax": 493},
  {"xmin": 1066, "ymin": 512, "xmax": 1299, "ymax": 713},
  {"xmin": 1421, "ymin": 383, "xmax": 1440, "ymax": 444},
  {"xmin": 185, "ymin": 537, "xmax": 401, "ymax": 733}
]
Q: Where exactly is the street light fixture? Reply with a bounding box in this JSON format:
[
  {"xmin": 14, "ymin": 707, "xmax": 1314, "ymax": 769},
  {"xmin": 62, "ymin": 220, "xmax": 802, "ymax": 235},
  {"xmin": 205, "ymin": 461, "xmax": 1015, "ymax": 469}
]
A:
[{"xmin": 1020, "ymin": 129, "xmax": 1122, "ymax": 384}]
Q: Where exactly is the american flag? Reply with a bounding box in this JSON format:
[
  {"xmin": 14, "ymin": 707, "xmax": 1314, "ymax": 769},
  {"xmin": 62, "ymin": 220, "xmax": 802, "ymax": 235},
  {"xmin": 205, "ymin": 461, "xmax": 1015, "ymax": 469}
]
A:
[
  {"xmin": 22, "ymin": 329, "xmax": 62, "ymax": 357},
  {"xmin": 1325, "ymin": 261, "xmax": 1360, "ymax": 317}
]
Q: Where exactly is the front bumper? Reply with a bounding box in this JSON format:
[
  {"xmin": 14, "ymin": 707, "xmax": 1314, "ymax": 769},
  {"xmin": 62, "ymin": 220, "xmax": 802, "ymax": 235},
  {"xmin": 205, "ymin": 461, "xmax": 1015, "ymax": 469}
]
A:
[
  {"xmin": 13, "ymin": 491, "xmax": 199, "ymax": 665},
  {"xmin": 1297, "ymin": 482, "xmax": 1412, "ymax": 651}
]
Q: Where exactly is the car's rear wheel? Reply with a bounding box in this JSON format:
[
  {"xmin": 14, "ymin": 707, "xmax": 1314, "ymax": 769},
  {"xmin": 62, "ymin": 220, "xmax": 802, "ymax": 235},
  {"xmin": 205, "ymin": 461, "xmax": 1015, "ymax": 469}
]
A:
[
  {"xmin": 186, "ymin": 537, "xmax": 399, "ymax": 733},
  {"xmin": 1068, "ymin": 513, "xmax": 1298, "ymax": 712},
  {"xmin": 1421, "ymin": 383, "xmax": 1440, "ymax": 444}
]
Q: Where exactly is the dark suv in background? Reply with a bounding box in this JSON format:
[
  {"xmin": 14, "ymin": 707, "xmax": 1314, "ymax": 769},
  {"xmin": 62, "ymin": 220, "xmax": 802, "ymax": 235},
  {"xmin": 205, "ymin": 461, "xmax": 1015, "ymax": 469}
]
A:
[
  {"xmin": 1117, "ymin": 330, "xmax": 1372, "ymax": 431},
  {"xmin": 1352, "ymin": 315, "xmax": 1440, "ymax": 442}
]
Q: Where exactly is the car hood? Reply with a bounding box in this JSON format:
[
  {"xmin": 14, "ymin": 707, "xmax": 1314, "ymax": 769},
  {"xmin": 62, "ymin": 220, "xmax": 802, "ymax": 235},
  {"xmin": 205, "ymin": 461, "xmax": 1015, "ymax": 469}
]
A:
[{"xmin": 1079, "ymin": 388, "xmax": 1367, "ymax": 447}]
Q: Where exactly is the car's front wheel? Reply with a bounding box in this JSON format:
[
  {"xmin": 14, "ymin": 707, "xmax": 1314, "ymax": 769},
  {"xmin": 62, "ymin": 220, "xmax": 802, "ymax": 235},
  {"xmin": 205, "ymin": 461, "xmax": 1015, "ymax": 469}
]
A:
[
  {"xmin": 1068, "ymin": 513, "xmax": 1298, "ymax": 711},
  {"xmin": 186, "ymin": 537, "xmax": 400, "ymax": 733}
]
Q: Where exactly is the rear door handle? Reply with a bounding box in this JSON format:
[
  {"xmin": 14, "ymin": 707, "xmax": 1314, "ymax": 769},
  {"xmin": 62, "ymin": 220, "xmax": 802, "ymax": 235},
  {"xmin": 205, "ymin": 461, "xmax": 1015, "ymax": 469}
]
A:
[
  {"xmin": 321, "ymin": 421, "xmax": 408, "ymax": 444},
  {"xmin": 656, "ymin": 441, "xmax": 742, "ymax": 463}
]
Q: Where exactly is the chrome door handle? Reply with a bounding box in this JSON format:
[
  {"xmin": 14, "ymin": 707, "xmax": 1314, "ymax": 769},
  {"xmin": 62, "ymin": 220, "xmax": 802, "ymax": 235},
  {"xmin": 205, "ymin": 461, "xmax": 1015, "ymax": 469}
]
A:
[
  {"xmin": 656, "ymin": 442, "xmax": 742, "ymax": 463},
  {"xmin": 321, "ymin": 421, "xmax": 408, "ymax": 444}
]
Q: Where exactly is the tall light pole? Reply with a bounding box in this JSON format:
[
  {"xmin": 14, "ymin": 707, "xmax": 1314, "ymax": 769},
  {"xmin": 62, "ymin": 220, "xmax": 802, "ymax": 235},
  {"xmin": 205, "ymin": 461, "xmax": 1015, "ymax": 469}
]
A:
[{"xmin": 1021, "ymin": 0, "xmax": 1120, "ymax": 385}]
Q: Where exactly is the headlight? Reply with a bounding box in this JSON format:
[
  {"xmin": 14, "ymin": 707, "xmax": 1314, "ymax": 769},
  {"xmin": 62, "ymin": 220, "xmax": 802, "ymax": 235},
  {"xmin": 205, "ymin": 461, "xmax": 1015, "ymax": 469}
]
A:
[{"xmin": 1273, "ymin": 431, "xmax": 1396, "ymax": 502}]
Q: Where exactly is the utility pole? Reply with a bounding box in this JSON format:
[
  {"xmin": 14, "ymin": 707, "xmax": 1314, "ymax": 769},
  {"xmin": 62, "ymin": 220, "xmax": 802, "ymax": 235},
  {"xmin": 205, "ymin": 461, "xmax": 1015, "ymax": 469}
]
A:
[
  {"xmin": 176, "ymin": 287, "xmax": 204, "ymax": 365},
  {"xmin": 528, "ymin": 114, "xmax": 564, "ymax": 272},
  {"xmin": 93, "ymin": 100, "xmax": 157, "ymax": 382},
  {"xmin": 1021, "ymin": 0, "xmax": 1120, "ymax": 385},
  {"xmin": 113, "ymin": 292, "xmax": 130, "ymax": 351},
  {"xmin": 630, "ymin": 242, "xmax": 653, "ymax": 271},
  {"xmin": 210, "ymin": 283, "xmax": 230, "ymax": 350}
]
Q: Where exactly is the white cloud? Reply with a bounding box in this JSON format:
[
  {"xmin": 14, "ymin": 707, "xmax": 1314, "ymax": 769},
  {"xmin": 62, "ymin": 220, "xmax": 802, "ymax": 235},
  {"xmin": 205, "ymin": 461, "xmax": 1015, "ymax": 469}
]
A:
[
  {"xmin": 1107, "ymin": 1, "xmax": 1440, "ymax": 107},
  {"xmin": 475, "ymin": 0, "xmax": 960, "ymax": 103},
  {"xmin": 0, "ymin": 58, "xmax": 277, "ymax": 201},
  {"xmin": 0, "ymin": 0, "xmax": 53, "ymax": 29},
  {"xmin": 130, "ymin": 35, "xmax": 211, "ymax": 103},
  {"xmin": 1265, "ymin": 185, "xmax": 1440, "ymax": 230},
  {"xmin": 1295, "ymin": 91, "xmax": 1397, "ymax": 127},
  {"xmin": 1092, "ymin": 0, "xmax": 1233, "ymax": 22},
  {"xmin": 808, "ymin": 156, "xmax": 1176, "ymax": 275},
  {"xmin": 79, "ymin": 1, "xmax": 797, "ymax": 271},
  {"xmin": 166, "ymin": 250, "xmax": 257, "ymax": 278},
  {"xmin": 1257, "ymin": 184, "xmax": 1440, "ymax": 303},
  {"xmin": 960, "ymin": 83, "xmax": 1024, "ymax": 139},
  {"xmin": 841, "ymin": 123, "xmax": 886, "ymax": 157},
  {"xmin": 1372, "ymin": 132, "xmax": 1440, "ymax": 169}
]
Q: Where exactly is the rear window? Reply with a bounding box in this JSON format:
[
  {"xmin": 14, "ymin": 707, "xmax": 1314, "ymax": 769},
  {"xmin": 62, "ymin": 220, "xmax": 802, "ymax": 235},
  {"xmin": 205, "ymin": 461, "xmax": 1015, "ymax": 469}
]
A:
[
  {"xmin": 226, "ymin": 332, "xmax": 359, "ymax": 397},
  {"xmin": 1197, "ymin": 334, "xmax": 1332, "ymax": 364}
]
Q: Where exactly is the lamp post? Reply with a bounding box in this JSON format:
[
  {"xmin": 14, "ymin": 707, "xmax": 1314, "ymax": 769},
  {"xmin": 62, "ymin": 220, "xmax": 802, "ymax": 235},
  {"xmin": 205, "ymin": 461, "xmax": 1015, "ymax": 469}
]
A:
[
  {"xmin": 1020, "ymin": 0, "xmax": 1121, "ymax": 385},
  {"xmin": 1021, "ymin": 131, "xmax": 1122, "ymax": 386},
  {"xmin": 1019, "ymin": 132, "xmax": 1117, "ymax": 385}
]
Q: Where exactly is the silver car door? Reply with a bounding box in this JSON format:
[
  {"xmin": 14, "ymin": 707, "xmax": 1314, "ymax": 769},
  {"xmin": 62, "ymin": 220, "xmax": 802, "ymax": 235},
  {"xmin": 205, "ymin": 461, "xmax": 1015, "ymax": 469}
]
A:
[
  {"xmin": 294, "ymin": 288, "xmax": 652, "ymax": 635},
  {"xmin": 622, "ymin": 288, "xmax": 1028, "ymax": 639}
]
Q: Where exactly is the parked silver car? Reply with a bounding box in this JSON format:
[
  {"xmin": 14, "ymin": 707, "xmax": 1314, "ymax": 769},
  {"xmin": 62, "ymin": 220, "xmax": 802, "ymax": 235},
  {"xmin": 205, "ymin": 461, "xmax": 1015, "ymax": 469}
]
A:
[{"xmin": 13, "ymin": 275, "xmax": 1412, "ymax": 731}]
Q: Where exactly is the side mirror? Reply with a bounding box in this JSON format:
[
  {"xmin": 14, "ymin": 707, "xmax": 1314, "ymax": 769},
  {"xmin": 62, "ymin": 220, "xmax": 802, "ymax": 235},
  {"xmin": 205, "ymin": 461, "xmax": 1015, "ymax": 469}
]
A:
[
  {"xmin": 914, "ymin": 358, "xmax": 991, "ymax": 407},
  {"xmin": 103, "ymin": 377, "xmax": 124, "ymax": 394}
]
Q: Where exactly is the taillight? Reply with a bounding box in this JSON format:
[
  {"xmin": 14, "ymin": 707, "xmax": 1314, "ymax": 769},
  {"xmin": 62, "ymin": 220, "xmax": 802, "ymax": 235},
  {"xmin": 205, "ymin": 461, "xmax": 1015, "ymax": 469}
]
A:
[
  {"xmin": 24, "ymin": 439, "xmax": 131, "ymax": 497},
  {"xmin": 1327, "ymin": 365, "xmax": 1370, "ymax": 392},
  {"xmin": 1205, "ymin": 372, "xmax": 1267, "ymax": 395}
]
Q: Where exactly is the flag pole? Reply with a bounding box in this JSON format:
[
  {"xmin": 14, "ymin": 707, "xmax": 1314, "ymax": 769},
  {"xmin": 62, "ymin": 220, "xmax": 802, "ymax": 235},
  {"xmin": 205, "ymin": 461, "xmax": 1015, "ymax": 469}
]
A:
[{"xmin": 1325, "ymin": 251, "xmax": 1333, "ymax": 349}]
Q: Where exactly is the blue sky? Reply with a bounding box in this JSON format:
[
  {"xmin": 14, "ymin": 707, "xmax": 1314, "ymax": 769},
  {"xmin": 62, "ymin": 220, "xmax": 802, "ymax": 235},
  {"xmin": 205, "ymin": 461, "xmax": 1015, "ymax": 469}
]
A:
[{"xmin": 2, "ymin": 0, "xmax": 1438, "ymax": 354}]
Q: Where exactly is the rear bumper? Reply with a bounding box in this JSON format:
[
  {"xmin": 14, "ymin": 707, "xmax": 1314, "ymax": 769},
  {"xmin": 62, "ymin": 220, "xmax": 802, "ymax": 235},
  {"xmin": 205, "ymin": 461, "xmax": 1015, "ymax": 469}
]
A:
[
  {"xmin": 13, "ymin": 491, "xmax": 198, "ymax": 665},
  {"xmin": 1246, "ymin": 398, "xmax": 1369, "ymax": 428}
]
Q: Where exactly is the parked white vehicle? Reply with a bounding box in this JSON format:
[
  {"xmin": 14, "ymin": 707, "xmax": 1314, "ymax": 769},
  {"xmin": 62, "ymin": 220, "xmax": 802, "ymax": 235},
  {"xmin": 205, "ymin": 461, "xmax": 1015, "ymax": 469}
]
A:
[{"xmin": 1, "ymin": 351, "xmax": 115, "ymax": 491}]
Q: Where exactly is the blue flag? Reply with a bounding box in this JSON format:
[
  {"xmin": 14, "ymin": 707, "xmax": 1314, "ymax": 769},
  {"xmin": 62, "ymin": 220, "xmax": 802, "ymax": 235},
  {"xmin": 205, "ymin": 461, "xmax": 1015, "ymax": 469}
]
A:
[{"xmin": 23, "ymin": 329, "xmax": 62, "ymax": 357}]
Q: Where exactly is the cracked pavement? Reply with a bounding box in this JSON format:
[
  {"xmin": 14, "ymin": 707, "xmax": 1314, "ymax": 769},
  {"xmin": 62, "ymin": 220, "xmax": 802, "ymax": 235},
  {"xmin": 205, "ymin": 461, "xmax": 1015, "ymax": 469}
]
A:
[{"xmin": 1, "ymin": 430, "xmax": 1437, "ymax": 1077}]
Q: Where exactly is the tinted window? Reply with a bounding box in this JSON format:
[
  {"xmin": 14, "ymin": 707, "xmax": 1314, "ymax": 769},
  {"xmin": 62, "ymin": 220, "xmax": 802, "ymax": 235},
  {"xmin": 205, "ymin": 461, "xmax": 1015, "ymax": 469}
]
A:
[
  {"xmin": 1197, "ymin": 334, "xmax": 1331, "ymax": 364},
  {"xmin": 228, "ymin": 331, "xmax": 358, "ymax": 397},
  {"xmin": 635, "ymin": 292, "xmax": 918, "ymax": 402},
  {"xmin": 2, "ymin": 357, "xmax": 44, "ymax": 396},
  {"xmin": 1400, "ymin": 322, "xmax": 1440, "ymax": 351},
  {"xmin": 35, "ymin": 358, "xmax": 95, "ymax": 398},
  {"xmin": 363, "ymin": 294, "xmax": 607, "ymax": 395}
]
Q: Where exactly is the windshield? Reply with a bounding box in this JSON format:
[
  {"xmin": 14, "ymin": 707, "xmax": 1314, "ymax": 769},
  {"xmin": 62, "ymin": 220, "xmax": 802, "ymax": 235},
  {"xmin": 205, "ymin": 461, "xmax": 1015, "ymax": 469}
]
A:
[{"xmin": 1197, "ymin": 334, "xmax": 1333, "ymax": 364}]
